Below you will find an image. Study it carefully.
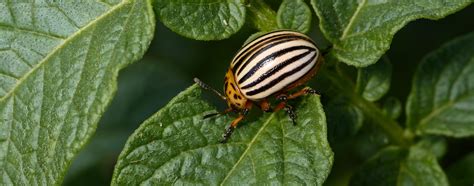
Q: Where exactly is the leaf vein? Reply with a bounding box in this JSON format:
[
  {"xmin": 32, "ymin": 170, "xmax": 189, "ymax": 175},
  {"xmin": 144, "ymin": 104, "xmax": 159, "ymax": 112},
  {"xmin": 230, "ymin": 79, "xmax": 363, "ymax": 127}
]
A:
[
  {"xmin": 419, "ymin": 93, "xmax": 474, "ymax": 128},
  {"xmin": 138, "ymin": 143, "xmax": 247, "ymax": 184},
  {"xmin": 0, "ymin": 24, "xmax": 66, "ymax": 40},
  {"xmin": 51, "ymin": 31, "xmax": 93, "ymax": 161},
  {"xmin": 220, "ymin": 114, "xmax": 276, "ymax": 185},
  {"xmin": 9, "ymin": 48, "xmax": 35, "ymax": 69},
  {"xmin": 340, "ymin": 0, "xmax": 366, "ymax": 40},
  {"xmin": 448, "ymin": 57, "xmax": 474, "ymax": 100},
  {"xmin": 0, "ymin": 1, "xmax": 127, "ymax": 102},
  {"xmin": 0, "ymin": 71, "xmax": 19, "ymax": 80}
]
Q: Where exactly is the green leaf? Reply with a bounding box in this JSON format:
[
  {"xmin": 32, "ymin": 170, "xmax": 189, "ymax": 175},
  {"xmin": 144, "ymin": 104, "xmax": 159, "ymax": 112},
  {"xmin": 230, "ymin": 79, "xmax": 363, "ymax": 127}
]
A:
[
  {"xmin": 350, "ymin": 146, "xmax": 448, "ymax": 186},
  {"xmin": 326, "ymin": 96, "xmax": 363, "ymax": 145},
  {"xmin": 277, "ymin": 0, "xmax": 312, "ymax": 33},
  {"xmin": 356, "ymin": 56, "xmax": 392, "ymax": 102},
  {"xmin": 112, "ymin": 85, "xmax": 333, "ymax": 185},
  {"xmin": 415, "ymin": 136, "xmax": 447, "ymax": 159},
  {"xmin": 352, "ymin": 122, "xmax": 390, "ymax": 159},
  {"xmin": 382, "ymin": 97, "xmax": 402, "ymax": 119},
  {"xmin": 247, "ymin": 0, "xmax": 278, "ymax": 32},
  {"xmin": 154, "ymin": 0, "xmax": 246, "ymax": 40},
  {"xmin": 0, "ymin": 1, "xmax": 155, "ymax": 184},
  {"xmin": 447, "ymin": 152, "xmax": 474, "ymax": 186},
  {"xmin": 243, "ymin": 31, "xmax": 266, "ymax": 46},
  {"xmin": 311, "ymin": 0, "xmax": 472, "ymax": 66},
  {"xmin": 406, "ymin": 32, "xmax": 474, "ymax": 137}
]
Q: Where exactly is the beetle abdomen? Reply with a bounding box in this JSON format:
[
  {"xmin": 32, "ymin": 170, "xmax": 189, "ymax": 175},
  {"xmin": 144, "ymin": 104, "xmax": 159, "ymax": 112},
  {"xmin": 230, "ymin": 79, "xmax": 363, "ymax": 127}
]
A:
[{"xmin": 230, "ymin": 31, "xmax": 320, "ymax": 100}]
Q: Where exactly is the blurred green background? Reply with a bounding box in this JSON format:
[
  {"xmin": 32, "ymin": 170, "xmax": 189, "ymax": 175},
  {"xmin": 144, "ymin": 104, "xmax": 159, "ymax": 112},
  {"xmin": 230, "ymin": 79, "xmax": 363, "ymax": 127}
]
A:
[{"xmin": 64, "ymin": 3, "xmax": 474, "ymax": 185}]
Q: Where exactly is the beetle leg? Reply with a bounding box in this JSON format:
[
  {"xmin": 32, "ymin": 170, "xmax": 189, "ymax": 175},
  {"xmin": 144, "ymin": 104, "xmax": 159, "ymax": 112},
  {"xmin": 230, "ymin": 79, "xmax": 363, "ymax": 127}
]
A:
[
  {"xmin": 287, "ymin": 87, "xmax": 319, "ymax": 100},
  {"xmin": 220, "ymin": 114, "xmax": 244, "ymax": 143},
  {"xmin": 274, "ymin": 94, "xmax": 296, "ymax": 124},
  {"xmin": 220, "ymin": 102, "xmax": 252, "ymax": 143},
  {"xmin": 273, "ymin": 99, "xmax": 297, "ymax": 125},
  {"xmin": 259, "ymin": 99, "xmax": 271, "ymax": 112},
  {"xmin": 284, "ymin": 105, "xmax": 297, "ymax": 125},
  {"xmin": 274, "ymin": 94, "xmax": 288, "ymax": 112}
]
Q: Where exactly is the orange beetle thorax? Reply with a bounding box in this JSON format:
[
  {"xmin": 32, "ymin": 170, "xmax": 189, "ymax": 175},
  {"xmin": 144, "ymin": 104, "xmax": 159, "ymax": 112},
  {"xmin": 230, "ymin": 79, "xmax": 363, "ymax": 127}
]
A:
[{"xmin": 224, "ymin": 69, "xmax": 247, "ymax": 110}]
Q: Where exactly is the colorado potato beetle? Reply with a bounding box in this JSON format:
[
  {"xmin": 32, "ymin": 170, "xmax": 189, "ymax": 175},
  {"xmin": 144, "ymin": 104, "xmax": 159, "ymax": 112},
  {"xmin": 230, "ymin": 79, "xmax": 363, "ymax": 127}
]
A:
[{"xmin": 195, "ymin": 30, "xmax": 323, "ymax": 143}]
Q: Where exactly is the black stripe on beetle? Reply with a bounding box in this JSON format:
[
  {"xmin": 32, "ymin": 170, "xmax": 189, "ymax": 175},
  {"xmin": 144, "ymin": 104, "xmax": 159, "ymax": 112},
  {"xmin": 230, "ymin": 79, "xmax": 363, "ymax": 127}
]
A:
[
  {"xmin": 240, "ymin": 50, "xmax": 315, "ymax": 89},
  {"xmin": 237, "ymin": 45, "xmax": 316, "ymax": 84},
  {"xmin": 245, "ymin": 52, "xmax": 318, "ymax": 96}
]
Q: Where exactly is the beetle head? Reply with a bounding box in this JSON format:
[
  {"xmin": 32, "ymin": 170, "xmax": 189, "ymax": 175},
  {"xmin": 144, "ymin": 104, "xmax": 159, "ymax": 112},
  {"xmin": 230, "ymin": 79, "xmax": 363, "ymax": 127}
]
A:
[{"xmin": 224, "ymin": 69, "xmax": 248, "ymax": 110}]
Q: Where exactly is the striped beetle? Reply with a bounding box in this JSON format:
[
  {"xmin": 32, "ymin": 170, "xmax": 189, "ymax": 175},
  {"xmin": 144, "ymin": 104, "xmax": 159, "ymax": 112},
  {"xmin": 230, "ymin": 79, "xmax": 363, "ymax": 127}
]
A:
[{"xmin": 195, "ymin": 30, "xmax": 323, "ymax": 143}]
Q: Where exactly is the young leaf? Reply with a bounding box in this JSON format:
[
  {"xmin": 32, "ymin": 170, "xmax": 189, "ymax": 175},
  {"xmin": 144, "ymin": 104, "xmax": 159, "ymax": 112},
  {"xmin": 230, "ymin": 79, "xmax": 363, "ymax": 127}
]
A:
[
  {"xmin": 277, "ymin": 0, "xmax": 312, "ymax": 33},
  {"xmin": 112, "ymin": 85, "xmax": 333, "ymax": 185},
  {"xmin": 447, "ymin": 152, "xmax": 474, "ymax": 186},
  {"xmin": 311, "ymin": 0, "xmax": 472, "ymax": 66},
  {"xmin": 326, "ymin": 96, "xmax": 363, "ymax": 145},
  {"xmin": 154, "ymin": 0, "xmax": 246, "ymax": 40},
  {"xmin": 350, "ymin": 146, "xmax": 448, "ymax": 186},
  {"xmin": 415, "ymin": 136, "xmax": 447, "ymax": 159},
  {"xmin": 406, "ymin": 32, "xmax": 474, "ymax": 137},
  {"xmin": 382, "ymin": 97, "xmax": 402, "ymax": 120},
  {"xmin": 0, "ymin": 1, "xmax": 155, "ymax": 185},
  {"xmin": 352, "ymin": 123, "xmax": 390, "ymax": 160},
  {"xmin": 243, "ymin": 32, "xmax": 266, "ymax": 46},
  {"xmin": 356, "ymin": 57, "xmax": 392, "ymax": 102},
  {"xmin": 247, "ymin": 0, "xmax": 278, "ymax": 32}
]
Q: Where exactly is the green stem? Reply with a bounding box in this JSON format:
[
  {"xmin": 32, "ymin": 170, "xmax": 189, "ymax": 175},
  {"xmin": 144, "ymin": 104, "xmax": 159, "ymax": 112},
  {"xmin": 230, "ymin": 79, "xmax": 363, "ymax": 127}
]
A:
[
  {"xmin": 246, "ymin": 0, "xmax": 278, "ymax": 31},
  {"xmin": 321, "ymin": 67, "xmax": 413, "ymax": 147}
]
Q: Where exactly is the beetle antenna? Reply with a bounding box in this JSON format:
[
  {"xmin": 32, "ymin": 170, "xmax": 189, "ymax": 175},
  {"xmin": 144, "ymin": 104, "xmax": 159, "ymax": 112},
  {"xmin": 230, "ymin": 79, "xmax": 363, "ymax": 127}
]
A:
[
  {"xmin": 194, "ymin": 78, "xmax": 226, "ymax": 100},
  {"xmin": 203, "ymin": 108, "xmax": 233, "ymax": 119},
  {"xmin": 203, "ymin": 112, "xmax": 220, "ymax": 119}
]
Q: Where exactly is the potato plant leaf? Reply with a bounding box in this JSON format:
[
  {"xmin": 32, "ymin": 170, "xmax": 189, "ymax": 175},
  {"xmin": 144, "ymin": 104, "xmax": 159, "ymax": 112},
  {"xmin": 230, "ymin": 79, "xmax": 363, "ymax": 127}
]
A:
[
  {"xmin": 277, "ymin": 0, "xmax": 312, "ymax": 33},
  {"xmin": 154, "ymin": 0, "xmax": 246, "ymax": 40},
  {"xmin": 311, "ymin": 0, "xmax": 472, "ymax": 66},
  {"xmin": 350, "ymin": 146, "xmax": 448, "ymax": 186},
  {"xmin": 406, "ymin": 32, "xmax": 474, "ymax": 137},
  {"xmin": 326, "ymin": 96, "xmax": 363, "ymax": 145},
  {"xmin": 382, "ymin": 97, "xmax": 402, "ymax": 120},
  {"xmin": 447, "ymin": 152, "xmax": 474, "ymax": 186},
  {"xmin": 356, "ymin": 57, "xmax": 392, "ymax": 102},
  {"xmin": 112, "ymin": 85, "xmax": 333, "ymax": 185},
  {"xmin": 0, "ymin": 1, "xmax": 155, "ymax": 185},
  {"xmin": 416, "ymin": 136, "xmax": 447, "ymax": 159}
]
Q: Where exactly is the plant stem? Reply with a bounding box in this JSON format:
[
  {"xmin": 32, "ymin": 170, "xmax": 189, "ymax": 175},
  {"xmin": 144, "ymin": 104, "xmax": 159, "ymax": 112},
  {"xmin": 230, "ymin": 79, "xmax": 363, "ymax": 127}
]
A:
[
  {"xmin": 321, "ymin": 67, "xmax": 413, "ymax": 147},
  {"xmin": 246, "ymin": 0, "xmax": 278, "ymax": 31}
]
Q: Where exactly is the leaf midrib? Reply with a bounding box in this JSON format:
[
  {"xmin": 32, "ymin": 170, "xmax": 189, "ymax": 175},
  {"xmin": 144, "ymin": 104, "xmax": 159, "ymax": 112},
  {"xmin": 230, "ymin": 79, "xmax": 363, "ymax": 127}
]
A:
[
  {"xmin": 340, "ymin": 0, "xmax": 366, "ymax": 40},
  {"xmin": 418, "ymin": 92, "xmax": 474, "ymax": 128},
  {"xmin": 0, "ymin": 1, "xmax": 128, "ymax": 102},
  {"xmin": 220, "ymin": 114, "xmax": 276, "ymax": 185}
]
